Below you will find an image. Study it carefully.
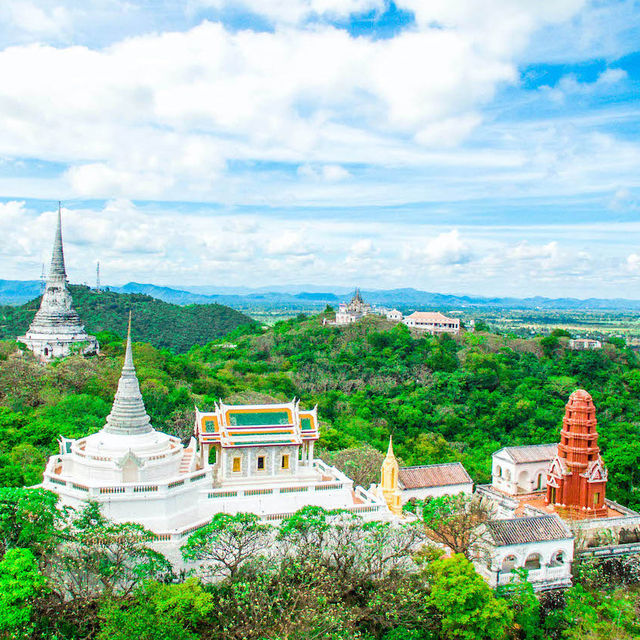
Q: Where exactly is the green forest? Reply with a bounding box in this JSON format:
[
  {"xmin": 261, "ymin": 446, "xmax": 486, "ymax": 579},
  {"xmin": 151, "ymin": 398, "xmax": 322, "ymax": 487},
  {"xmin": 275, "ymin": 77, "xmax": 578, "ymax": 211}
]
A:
[
  {"xmin": 0, "ymin": 310, "xmax": 639, "ymax": 638},
  {"xmin": 0, "ymin": 286, "xmax": 254, "ymax": 352}
]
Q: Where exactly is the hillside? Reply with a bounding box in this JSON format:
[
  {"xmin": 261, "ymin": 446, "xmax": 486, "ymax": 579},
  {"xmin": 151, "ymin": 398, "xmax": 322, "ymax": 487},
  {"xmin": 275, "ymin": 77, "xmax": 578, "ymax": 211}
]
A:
[
  {"xmin": 0, "ymin": 285, "xmax": 254, "ymax": 352},
  {"xmin": 2, "ymin": 312, "xmax": 637, "ymax": 510},
  {"xmin": 186, "ymin": 315, "xmax": 640, "ymax": 510}
]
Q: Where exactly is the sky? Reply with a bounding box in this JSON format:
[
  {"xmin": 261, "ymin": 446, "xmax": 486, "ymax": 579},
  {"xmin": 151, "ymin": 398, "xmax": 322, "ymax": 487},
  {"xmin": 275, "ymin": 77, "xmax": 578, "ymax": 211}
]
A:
[{"xmin": 1, "ymin": 0, "xmax": 640, "ymax": 298}]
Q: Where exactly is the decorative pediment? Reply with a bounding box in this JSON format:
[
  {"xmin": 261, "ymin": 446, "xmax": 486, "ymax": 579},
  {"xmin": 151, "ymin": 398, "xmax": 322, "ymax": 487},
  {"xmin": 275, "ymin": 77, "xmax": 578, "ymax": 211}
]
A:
[
  {"xmin": 582, "ymin": 458, "xmax": 608, "ymax": 482},
  {"xmin": 116, "ymin": 449, "xmax": 144, "ymax": 469},
  {"xmin": 547, "ymin": 456, "xmax": 567, "ymax": 479}
]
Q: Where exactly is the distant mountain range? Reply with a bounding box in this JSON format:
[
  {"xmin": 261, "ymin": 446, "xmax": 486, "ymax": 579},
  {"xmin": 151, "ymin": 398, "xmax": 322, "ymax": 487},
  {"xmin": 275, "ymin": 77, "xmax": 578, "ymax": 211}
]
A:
[{"xmin": 2, "ymin": 279, "xmax": 640, "ymax": 311}]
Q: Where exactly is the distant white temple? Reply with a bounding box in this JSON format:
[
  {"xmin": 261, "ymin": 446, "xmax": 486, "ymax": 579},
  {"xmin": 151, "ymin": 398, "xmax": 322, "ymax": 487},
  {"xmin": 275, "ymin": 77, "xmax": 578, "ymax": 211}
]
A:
[
  {"xmin": 42, "ymin": 320, "xmax": 388, "ymax": 540},
  {"xmin": 334, "ymin": 288, "xmax": 373, "ymax": 325},
  {"xmin": 18, "ymin": 206, "xmax": 98, "ymax": 360}
]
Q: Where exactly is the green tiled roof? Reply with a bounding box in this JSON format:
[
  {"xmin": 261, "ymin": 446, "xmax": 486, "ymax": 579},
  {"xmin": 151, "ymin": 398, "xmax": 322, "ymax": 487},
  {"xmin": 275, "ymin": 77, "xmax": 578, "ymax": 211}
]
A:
[{"xmin": 228, "ymin": 411, "xmax": 290, "ymax": 426}]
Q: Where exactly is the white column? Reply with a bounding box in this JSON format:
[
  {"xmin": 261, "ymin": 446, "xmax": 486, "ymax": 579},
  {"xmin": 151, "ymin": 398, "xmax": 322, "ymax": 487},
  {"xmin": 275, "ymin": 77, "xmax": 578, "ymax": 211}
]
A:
[{"xmin": 308, "ymin": 441, "xmax": 314, "ymax": 466}]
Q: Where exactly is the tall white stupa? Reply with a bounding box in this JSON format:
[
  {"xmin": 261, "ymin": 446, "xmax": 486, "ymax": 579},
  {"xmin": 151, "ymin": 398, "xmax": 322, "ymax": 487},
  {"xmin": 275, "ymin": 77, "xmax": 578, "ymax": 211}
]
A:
[{"xmin": 18, "ymin": 205, "xmax": 99, "ymax": 360}]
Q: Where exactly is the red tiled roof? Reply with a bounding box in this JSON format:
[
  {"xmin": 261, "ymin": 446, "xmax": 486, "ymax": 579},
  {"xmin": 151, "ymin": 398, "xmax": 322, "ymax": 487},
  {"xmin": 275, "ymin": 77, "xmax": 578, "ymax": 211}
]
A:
[
  {"xmin": 399, "ymin": 462, "xmax": 472, "ymax": 489},
  {"xmin": 404, "ymin": 311, "xmax": 457, "ymax": 323},
  {"xmin": 486, "ymin": 515, "xmax": 570, "ymax": 546},
  {"xmin": 496, "ymin": 444, "xmax": 557, "ymax": 464}
]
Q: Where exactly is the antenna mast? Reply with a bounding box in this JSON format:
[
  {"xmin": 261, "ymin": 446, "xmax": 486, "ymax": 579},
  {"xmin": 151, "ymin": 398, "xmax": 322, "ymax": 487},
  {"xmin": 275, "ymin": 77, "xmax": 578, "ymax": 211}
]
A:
[{"xmin": 96, "ymin": 261, "xmax": 101, "ymax": 292}]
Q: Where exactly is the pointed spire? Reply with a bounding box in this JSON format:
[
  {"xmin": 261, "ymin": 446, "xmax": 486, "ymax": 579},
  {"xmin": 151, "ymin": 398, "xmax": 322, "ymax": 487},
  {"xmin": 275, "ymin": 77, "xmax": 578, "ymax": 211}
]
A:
[
  {"xmin": 386, "ymin": 435, "xmax": 394, "ymax": 457},
  {"xmin": 123, "ymin": 311, "xmax": 134, "ymax": 371},
  {"xmin": 380, "ymin": 435, "xmax": 402, "ymax": 515},
  {"xmin": 49, "ymin": 202, "xmax": 67, "ymax": 281},
  {"xmin": 103, "ymin": 315, "xmax": 153, "ymax": 435}
]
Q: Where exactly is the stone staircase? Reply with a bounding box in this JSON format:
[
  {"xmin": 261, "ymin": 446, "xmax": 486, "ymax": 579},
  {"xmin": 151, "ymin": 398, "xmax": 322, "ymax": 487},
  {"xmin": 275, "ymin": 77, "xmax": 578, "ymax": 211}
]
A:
[{"xmin": 179, "ymin": 445, "xmax": 195, "ymax": 474}]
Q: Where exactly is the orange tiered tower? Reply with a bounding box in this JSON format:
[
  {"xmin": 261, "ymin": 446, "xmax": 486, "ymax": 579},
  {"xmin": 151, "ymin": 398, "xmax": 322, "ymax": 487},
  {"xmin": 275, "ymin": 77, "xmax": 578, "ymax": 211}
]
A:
[{"xmin": 545, "ymin": 389, "xmax": 608, "ymax": 518}]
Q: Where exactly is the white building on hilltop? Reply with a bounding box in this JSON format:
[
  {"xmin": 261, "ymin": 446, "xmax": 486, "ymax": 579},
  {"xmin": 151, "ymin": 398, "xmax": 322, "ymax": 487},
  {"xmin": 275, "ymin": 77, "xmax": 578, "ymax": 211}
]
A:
[
  {"xmin": 334, "ymin": 288, "xmax": 372, "ymax": 325},
  {"xmin": 569, "ymin": 338, "xmax": 602, "ymax": 350},
  {"xmin": 18, "ymin": 206, "xmax": 98, "ymax": 360},
  {"xmin": 386, "ymin": 309, "xmax": 403, "ymax": 322},
  {"xmin": 42, "ymin": 321, "xmax": 388, "ymax": 541},
  {"xmin": 403, "ymin": 311, "xmax": 460, "ymax": 336}
]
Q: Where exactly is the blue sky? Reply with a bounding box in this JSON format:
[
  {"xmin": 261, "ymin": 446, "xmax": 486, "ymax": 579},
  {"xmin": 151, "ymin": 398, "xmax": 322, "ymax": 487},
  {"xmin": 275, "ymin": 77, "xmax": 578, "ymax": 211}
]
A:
[{"xmin": 1, "ymin": 0, "xmax": 640, "ymax": 297}]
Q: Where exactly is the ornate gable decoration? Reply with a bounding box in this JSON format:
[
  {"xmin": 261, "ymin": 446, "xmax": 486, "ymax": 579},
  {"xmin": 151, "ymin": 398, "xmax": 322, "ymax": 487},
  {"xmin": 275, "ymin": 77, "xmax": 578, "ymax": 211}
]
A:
[
  {"xmin": 547, "ymin": 456, "xmax": 567, "ymax": 479},
  {"xmin": 582, "ymin": 459, "xmax": 608, "ymax": 483},
  {"xmin": 117, "ymin": 449, "xmax": 145, "ymax": 469}
]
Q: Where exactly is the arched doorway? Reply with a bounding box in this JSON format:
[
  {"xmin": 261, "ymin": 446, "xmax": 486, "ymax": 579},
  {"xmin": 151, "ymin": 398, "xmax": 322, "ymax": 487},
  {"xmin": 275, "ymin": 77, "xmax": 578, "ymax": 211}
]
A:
[
  {"xmin": 501, "ymin": 555, "xmax": 517, "ymax": 572},
  {"xmin": 524, "ymin": 553, "xmax": 541, "ymax": 570},
  {"xmin": 518, "ymin": 469, "xmax": 530, "ymax": 492}
]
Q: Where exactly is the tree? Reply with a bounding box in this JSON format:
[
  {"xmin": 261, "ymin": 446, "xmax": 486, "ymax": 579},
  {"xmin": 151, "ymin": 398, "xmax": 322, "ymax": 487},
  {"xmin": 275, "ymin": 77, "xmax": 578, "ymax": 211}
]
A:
[
  {"xmin": 540, "ymin": 335, "xmax": 560, "ymax": 358},
  {"xmin": 560, "ymin": 584, "xmax": 639, "ymax": 640},
  {"xmin": 406, "ymin": 494, "xmax": 493, "ymax": 558},
  {"xmin": 180, "ymin": 512, "xmax": 272, "ymax": 578},
  {"xmin": 0, "ymin": 548, "xmax": 46, "ymax": 636},
  {"xmin": 320, "ymin": 443, "xmax": 387, "ymax": 487},
  {"xmin": 98, "ymin": 578, "xmax": 214, "ymax": 640},
  {"xmin": 427, "ymin": 554, "xmax": 512, "ymax": 640},
  {"xmin": 48, "ymin": 503, "xmax": 172, "ymax": 600},
  {"xmin": 0, "ymin": 487, "xmax": 59, "ymax": 557},
  {"xmin": 497, "ymin": 569, "xmax": 541, "ymax": 640},
  {"xmin": 279, "ymin": 507, "xmax": 422, "ymax": 587}
]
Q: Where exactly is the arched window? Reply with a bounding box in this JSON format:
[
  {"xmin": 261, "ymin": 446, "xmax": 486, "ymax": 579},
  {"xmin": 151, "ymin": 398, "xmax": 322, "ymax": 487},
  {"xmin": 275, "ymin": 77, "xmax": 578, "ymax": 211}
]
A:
[
  {"xmin": 518, "ymin": 469, "xmax": 529, "ymax": 490},
  {"xmin": 495, "ymin": 465, "xmax": 502, "ymax": 478},
  {"xmin": 501, "ymin": 555, "xmax": 517, "ymax": 572},
  {"xmin": 535, "ymin": 473, "xmax": 544, "ymax": 491},
  {"xmin": 504, "ymin": 469, "xmax": 512, "ymax": 481},
  {"xmin": 549, "ymin": 551, "xmax": 565, "ymax": 567},
  {"xmin": 43, "ymin": 347, "xmax": 49, "ymax": 356},
  {"xmin": 524, "ymin": 553, "xmax": 541, "ymax": 570}
]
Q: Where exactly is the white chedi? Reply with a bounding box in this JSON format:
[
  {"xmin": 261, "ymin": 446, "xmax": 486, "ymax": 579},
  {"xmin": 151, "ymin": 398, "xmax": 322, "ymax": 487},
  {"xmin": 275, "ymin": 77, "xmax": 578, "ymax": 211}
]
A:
[{"xmin": 18, "ymin": 205, "xmax": 98, "ymax": 360}]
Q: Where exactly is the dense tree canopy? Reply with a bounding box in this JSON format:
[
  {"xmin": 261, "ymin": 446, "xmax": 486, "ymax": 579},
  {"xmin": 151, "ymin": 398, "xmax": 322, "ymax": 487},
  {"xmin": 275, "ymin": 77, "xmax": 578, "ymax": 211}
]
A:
[{"xmin": 0, "ymin": 312, "xmax": 639, "ymax": 638}]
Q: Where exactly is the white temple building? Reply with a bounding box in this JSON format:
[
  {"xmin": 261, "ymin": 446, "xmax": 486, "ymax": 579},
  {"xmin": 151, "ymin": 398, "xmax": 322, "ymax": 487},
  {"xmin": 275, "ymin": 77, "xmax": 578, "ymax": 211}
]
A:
[
  {"xmin": 491, "ymin": 444, "xmax": 557, "ymax": 496},
  {"xmin": 402, "ymin": 311, "xmax": 460, "ymax": 336},
  {"xmin": 334, "ymin": 288, "xmax": 373, "ymax": 325},
  {"xmin": 18, "ymin": 206, "xmax": 98, "ymax": 360},
  {"xmin": 473, "ymin": 515, "xmax": 574, "ymax": 590},
  {"xmin": 42, "ymin": 320, "xmax": 388, "ymax": 541}
]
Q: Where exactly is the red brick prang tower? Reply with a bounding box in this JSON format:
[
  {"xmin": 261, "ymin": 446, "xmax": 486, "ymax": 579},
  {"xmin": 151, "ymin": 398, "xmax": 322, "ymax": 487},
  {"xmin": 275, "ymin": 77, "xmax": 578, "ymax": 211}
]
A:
[{"xmin": 545, "ymin": 389, "xmax": 608, "ymax": 518}]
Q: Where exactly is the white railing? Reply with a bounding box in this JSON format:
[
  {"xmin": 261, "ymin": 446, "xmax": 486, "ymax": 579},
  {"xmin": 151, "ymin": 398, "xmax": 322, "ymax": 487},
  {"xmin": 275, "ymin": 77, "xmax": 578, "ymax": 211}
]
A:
[
  {"xmin": 206, "ymin": 478, "xmax": 353, "ymax": 500},
  {"xmin": 43, "ymin": 468, "xmax": 211, "ymax": 498},
  {"xmin": 579, "ymin": 542, "xmax": 640, "ymax": 558}
]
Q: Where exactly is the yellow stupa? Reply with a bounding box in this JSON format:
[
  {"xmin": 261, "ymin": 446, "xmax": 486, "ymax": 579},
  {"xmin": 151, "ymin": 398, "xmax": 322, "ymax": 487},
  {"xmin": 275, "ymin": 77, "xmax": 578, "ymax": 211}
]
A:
[{"xmin": 380, "ymin": 436, "xmax": 402, "ymax": 515}]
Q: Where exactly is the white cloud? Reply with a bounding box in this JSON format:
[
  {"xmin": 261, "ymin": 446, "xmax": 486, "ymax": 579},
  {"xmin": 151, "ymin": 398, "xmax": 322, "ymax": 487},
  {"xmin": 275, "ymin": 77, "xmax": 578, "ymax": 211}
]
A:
[
  {"xmin": 266, "ymin": 230, "xmax": 311, "ymax": 256},
  {"xmin": 192, "ymin": 0, "xmax": 383, "ymax": 25},
  {"xmin": 626, "ymin": 253, "xmax": 640, "ymax": 273},
  {"xmin": 350, "ymin": 238, "xmax": 376, "ymax": 257},
  {"xmin": 404, "ymin": 229, "xmax": 471, "ymax": 266},
  {"xmin": 298, "ymin": 164, "xmax": 351, "ymax": 182},
  {"xmin": 0, "ymin": 3, "xmax": 586, "ymax": 201},
  {"xmin": 609, "ymin": 187, "xmax": 638, "ymax": 212}
]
